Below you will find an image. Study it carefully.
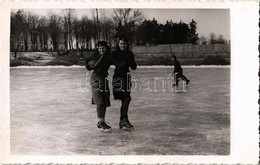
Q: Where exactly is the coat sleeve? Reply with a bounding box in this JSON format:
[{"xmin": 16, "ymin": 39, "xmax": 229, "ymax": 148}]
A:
[
  {"xmin": 85, "ymin": 53, "xmax": 105, "ymax": 71},
  {"xmin": 127, "ymin": 51, "xmax": 137, "ymax": 70},
  {"xmin": 111, "ymin": 51, "xmax": 119, "ymax": 67},
  {"xmin": 111, "ymin": 51, "xmax": 126, "ymax": 69},
  {"xmin": 84, "ymin": 53, "xmax": 96, "ymax": 70}
]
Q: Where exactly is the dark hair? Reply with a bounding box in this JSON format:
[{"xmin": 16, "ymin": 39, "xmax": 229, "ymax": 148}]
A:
[
  {"xmin": 97, "ymin": 41, "xmax": 108, "ymax": 47},
  {"xmin": 96, "ymin": 41, "xmax": 110, "ymax": 53},
  {"xmin": 116, "ymin": 35, "xmax": 130, "ymax": 51},
  {"xmin": 118, "ymin": 36, "xmax": 129, "ymax": 42},
  {"xmin": 172, "ymin": 55, "xmax": 177, "ymax": 60}
]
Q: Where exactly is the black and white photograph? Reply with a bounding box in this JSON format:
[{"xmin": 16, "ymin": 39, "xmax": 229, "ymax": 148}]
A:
[{"xmin": 0, "ymin": 2, "xmax": 259, "ymax": 164}]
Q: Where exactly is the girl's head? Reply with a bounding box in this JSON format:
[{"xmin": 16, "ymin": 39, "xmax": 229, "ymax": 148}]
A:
[
  {"xmin": 171, "ymin": 55, "xmax": 177, "ymax": 61},
  {"xmin": 117, "ymin": 36, "xmax": 129, "ymax": 51},
  {"xmin": 97, "ymin": 41, "xmax": 109, "ymax": 55}
]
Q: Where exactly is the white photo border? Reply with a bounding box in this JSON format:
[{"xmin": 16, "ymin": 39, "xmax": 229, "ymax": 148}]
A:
[{"xmin": 0, "ymin": 1, "xmax": 259, "ymax": 164}]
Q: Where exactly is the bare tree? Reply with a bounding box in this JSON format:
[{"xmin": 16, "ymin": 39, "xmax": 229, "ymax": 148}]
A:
[
  {"xmin": 48, "ymin": 10, "xmax": 62, "ymax": 51},
  {"xmin": 113, "ymin": 9, "xmax": 144, "ymax": 46},
  {"xmin": 209, "ymin": 33, "xmax": 227, "ymax": 44},
  {"xmin": 90, "ymin": 9, "xmax": 101, "ymax": 42},
  {"xmin": 100, "ymin": 18, "xmax": 115, "ymax": 44},
  {"xmin": 73, "ymin": 17, "xmax": 81, "ymax": 51},
  {"xmin": 97, "ymin": 11, "xmax": 116, "ymax": 44},
  {"xmin": 62, "ymin": 9, "xmax": 76, "ymax": 51},
  {"xmin": 113, "ymin": 9, "xmax": 144, "ymax": 26},
  {"xmin": 216, "ymin": 34, "xmax": 227, "ymax": 44},
  {"xmin": 199, "ymin": 35, "xmax": 208, "ymax": 45},
  {"xmin": 37, "ymin": 16, "xmax": 49, "ymax": 51},
  {"xmin": 79, "ymin": 15, "xmax": 96, "ymax": 50},
  {"xmin": 209, "ymin": 32, "xmax": 217, "ymax": 44},
  {"xmin": 10, "ymin": 10, "xmax": 28, "ymax": 52},
  {"xmin": 26, "ymin": 11, "xmax": 39, "ymax": 51}
]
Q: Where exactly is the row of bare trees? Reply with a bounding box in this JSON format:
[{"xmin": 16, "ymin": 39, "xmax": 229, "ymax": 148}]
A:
[
  {"xmin": 11, "ymin": 9, "xmax": 145, "ymax": 52},
  {"xmin": 11, "ymin": 9, "xmax": 228, "ymax": 52},
  {"xmin": 200, "ymin": 33, "xmax": 228, "ymax": 45}
]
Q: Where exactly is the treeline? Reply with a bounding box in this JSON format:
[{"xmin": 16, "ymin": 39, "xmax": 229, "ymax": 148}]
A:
[
  {"xmin": 11, "ymin": 9, "xmax": 229, "ymax": 52},
  {"xmin": 11, "ymin": 9, "xmax": 106, "ymax": 51},
  {"xmin": 135, "ymin": 19, "xmax": 199, "ymax": 45}
]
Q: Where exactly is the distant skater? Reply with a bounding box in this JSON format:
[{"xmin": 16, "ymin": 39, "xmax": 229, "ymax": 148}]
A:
[
  {"xmin": 172, "ymin": 55, "xmax": 190, "ymax": 86},
  {"xmin": 85, "ymin": 41, "xmax": 113, "ymax": 132},
  {"xmin": 112, "ymin": 36, "xmax": 137, "ymax": 130}
]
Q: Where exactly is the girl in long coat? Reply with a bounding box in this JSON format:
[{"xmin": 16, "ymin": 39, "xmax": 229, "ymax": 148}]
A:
[
  {"xmin": 112, "ymin": 36, "xmax": 137, "ymax": 130},
  {"xmin": 85, "ymin": 41, "xmax": 113, "ymax": 132}
]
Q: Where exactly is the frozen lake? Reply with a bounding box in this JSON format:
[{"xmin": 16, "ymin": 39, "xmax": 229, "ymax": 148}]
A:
[{"xmin": 10, "ymin": 66, "xmax": 230, "ymax": 155}]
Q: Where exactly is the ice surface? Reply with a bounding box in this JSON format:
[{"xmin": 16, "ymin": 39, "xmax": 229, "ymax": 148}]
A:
[{"xmin": 10, "ymin": 67, "xmax": 230, "ymax": 155}]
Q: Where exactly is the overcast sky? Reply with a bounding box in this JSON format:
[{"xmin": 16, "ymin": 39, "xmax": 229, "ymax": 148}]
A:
[{"xmin": 23, "ymin": 8, "xmax": 230, "ymax": 40}]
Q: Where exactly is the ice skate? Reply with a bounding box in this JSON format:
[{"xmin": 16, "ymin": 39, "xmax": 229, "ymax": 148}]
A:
[
  {"xmin": 97, "ymin": 121, "xmax": 112, "ymax": 132},
  {"xmin": 119, "ymin": 118, "xmax": 134, "ymax": 130}
]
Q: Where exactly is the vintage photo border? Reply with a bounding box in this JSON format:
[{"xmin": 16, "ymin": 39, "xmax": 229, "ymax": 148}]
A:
[{"xmin": 0, "ymin": 1, "xmax": 259, "ymax": 164}]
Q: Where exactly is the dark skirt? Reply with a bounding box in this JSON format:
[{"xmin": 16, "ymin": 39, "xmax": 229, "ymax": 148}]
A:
[
  {"xmin": 90, "ymin": 73, "xmax": 111, "ymax": 107},
  {"xmin": 112, "ymin": 73, "xmax": 132, "ymax": 100}
]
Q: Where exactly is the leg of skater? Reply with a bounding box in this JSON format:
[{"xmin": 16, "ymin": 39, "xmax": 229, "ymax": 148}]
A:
[
  {"xmin": 181, "ymin": 75, "xmax": 190, "ymax": 85},
  {"xmin": 97, "ymin": 104, "xmax": 111, "ymax": 132},
  {"xmin": 175, "ymin": 73, "xmax": 181, "ymax": 86},
  {"xmin": 119, "ymin": 97, "xmax": 133, "ymax": 130}
]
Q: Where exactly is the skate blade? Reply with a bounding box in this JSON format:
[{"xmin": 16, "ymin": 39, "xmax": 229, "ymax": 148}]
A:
[
  {"xmin": 119, "ymin": 127, "xmax": 134, "ymax": 131},
  {"xmin": 99, "ymin": 128, "xmax": 112, "ymax": 132}
]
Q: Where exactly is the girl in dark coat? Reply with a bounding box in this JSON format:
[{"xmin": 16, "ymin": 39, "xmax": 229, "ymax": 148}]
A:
[
  {"xmin": 85, "ymin": 41, "xmax": 113, "ymax": 132},
  {"xmin": 172, "ymin": 55, "xmax": 190, "ymax": 86},
  {"xmin": 112, "ymin": 36, "xmax": 137, "ymax": 130}
]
